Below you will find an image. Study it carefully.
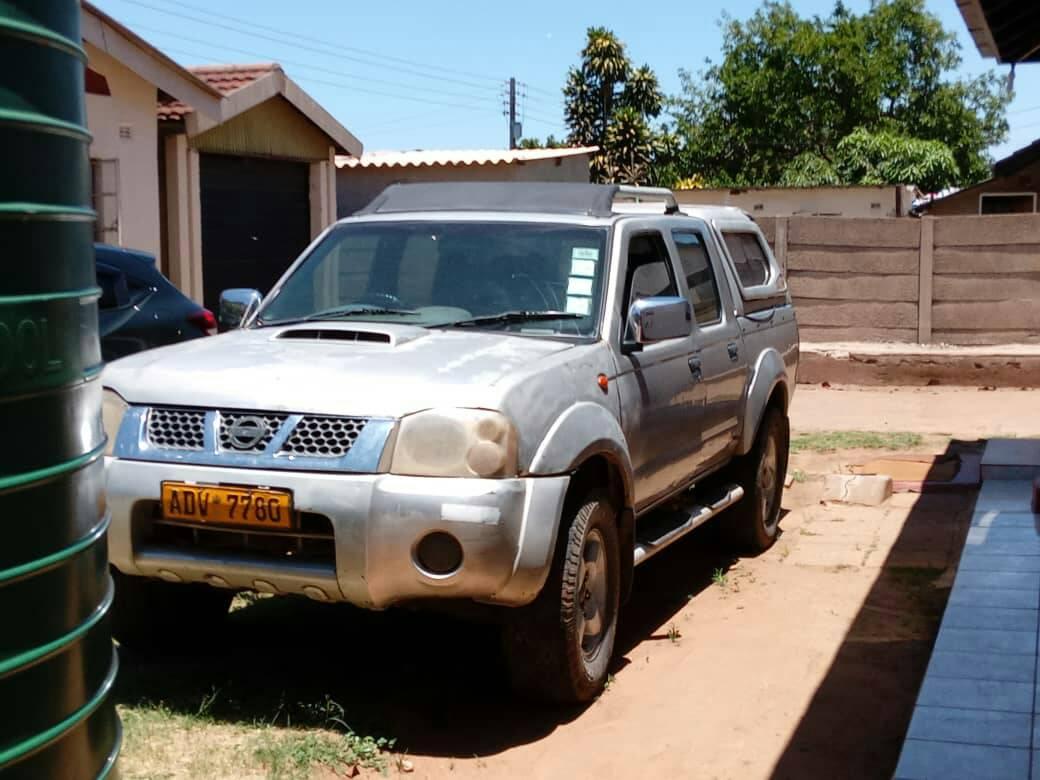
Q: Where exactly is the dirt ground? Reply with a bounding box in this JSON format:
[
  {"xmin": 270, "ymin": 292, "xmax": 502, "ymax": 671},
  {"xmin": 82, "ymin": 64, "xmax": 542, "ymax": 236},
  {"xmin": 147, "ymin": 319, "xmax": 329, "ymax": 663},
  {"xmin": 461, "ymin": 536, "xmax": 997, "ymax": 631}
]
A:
[{"xmin": 114, "ymin": 389, "xmax": 1005, "ymax": 780}]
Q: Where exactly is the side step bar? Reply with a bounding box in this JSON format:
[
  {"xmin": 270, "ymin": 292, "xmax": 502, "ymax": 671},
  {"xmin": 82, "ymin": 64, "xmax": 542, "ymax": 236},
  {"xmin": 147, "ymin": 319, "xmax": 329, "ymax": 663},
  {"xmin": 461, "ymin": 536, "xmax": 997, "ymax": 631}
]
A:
[{"xmin": 633, "ymin": 484, "xmax": 744, "ymax": 566}]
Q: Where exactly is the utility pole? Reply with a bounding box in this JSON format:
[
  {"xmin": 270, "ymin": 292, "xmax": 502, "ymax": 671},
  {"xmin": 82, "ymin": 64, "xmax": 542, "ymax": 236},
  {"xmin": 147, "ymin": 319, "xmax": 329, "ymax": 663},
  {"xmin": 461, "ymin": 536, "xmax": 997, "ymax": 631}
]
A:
[{"xmin": 508, "ymin": 77, "xmax": 518, "ymax": 149}]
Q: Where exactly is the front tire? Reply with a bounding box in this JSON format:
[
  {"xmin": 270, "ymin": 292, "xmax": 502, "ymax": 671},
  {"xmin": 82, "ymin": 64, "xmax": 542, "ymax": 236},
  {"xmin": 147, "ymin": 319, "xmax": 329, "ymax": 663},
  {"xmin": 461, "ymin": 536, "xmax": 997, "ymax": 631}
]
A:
[
  {"xmin": 111, "ymin": 569, "xmax": 233, "ymax": 652},
  {"xmin": 726, "ymin": 407, "xmax": 789, "ymax": 553},
  {"xmin": 502, "ymin": 489, "xmax": 620, "ymax": 704}
]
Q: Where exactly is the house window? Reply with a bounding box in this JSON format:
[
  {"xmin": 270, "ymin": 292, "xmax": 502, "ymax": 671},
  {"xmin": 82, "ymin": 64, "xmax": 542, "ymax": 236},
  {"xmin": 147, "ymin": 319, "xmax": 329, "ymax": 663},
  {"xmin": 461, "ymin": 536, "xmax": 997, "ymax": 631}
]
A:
[
  {"xmin": 979, "ymin": 193, "xmax": 1037, "ymax": 215},
  {"xmin": 90, "ymin": 158, "xmax": 120, "ymax": 244}
]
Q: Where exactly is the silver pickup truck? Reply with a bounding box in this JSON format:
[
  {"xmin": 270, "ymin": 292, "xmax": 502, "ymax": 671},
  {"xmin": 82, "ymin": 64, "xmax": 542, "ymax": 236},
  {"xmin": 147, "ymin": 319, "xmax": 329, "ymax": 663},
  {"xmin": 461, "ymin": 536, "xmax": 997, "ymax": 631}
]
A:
[{"xmin": 102, "ymin": 182, "xmax": 798, "ymax": 702}]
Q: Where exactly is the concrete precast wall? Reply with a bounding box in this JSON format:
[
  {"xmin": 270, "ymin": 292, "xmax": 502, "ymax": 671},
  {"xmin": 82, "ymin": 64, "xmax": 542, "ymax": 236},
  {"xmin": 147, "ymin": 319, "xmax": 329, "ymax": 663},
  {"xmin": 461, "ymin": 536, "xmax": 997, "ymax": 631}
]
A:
[{"xmin": 758, "ymin": 213, "xmax": 1040, "ymax": 345}]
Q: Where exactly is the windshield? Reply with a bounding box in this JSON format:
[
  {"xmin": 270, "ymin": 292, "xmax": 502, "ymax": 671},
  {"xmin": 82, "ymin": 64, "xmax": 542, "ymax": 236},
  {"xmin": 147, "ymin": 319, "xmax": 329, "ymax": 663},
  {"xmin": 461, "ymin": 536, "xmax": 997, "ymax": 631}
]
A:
[{"xmin": 257, "ymin": 221, "xmax": 609, "ymax": 336}]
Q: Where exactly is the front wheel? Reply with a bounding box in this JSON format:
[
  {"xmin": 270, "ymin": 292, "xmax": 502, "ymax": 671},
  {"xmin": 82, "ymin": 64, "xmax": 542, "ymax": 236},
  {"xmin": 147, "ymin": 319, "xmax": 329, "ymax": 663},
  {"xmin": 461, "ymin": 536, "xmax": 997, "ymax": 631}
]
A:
[
  {"xmin": 726, "ymin": 407, "xmax": 789, "ymax": 553},
  {"xmin": 502, "ymin": 489, "xmax": 620, "ymax": 704}
]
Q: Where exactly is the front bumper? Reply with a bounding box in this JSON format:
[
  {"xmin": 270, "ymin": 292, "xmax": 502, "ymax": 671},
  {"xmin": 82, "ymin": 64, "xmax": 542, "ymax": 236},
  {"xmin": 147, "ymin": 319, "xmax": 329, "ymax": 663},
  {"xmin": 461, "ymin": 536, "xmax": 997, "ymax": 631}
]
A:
[{"xmin": 105, "ymin": 458, "xmax": 569, "ymax": 609}]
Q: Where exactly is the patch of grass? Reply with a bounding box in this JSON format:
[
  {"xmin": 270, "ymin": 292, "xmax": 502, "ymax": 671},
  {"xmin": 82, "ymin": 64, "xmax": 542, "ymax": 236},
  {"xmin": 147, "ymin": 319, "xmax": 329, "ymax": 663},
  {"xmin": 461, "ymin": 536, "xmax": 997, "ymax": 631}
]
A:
[
  {"xmin": 253, "ymin": 729, "xmax": 392, "ymax": 778},
  {"xmin": 791, "ymin": 469, "xmax": 808, "ymax": 483},
  {"xmin": 711, "ymin": 567, "xmax": 729, "ymax": 588},
  {"xmin": 791, "ymin": 431, "xmax": 923, "ymax": 453},
  {"xmin": 667, "ymin": 624, "xmax": 682, "ymax": 643}
]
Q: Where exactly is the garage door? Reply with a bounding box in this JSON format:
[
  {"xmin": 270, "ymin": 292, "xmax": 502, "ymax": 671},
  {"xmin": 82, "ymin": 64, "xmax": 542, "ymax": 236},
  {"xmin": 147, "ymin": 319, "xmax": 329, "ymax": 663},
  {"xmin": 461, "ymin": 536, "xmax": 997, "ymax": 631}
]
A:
[{"xmin": 200, "ymin": 154, "xmax": 311, "ymax": 311}]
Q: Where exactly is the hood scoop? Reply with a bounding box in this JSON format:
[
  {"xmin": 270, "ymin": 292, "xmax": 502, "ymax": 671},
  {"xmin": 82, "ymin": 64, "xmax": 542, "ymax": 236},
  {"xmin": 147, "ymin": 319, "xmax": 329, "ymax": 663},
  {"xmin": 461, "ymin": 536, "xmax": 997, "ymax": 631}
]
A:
[{"xmin": 278, "ymin": 328, "xmax": 393, "ymax": 345}]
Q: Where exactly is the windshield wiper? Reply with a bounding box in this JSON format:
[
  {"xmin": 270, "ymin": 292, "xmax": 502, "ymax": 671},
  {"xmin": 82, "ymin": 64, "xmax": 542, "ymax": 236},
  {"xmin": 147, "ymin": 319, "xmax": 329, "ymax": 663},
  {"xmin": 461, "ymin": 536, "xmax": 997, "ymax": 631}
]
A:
[
  {"xmin": 261, "ymin": 304, "xmax": 418, "ymax": 326},
  {"xmin": 440, "ymin": 310, "xmax": 584, "ymax": 328}
]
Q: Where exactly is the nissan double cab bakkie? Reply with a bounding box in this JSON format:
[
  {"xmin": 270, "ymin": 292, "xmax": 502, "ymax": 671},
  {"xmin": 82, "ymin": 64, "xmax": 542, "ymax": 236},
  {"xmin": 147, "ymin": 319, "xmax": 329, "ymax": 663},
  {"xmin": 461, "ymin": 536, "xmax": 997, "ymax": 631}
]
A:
[{"xmin": 102, "ymin": 182, "xmax": 799, "ymax": 703}]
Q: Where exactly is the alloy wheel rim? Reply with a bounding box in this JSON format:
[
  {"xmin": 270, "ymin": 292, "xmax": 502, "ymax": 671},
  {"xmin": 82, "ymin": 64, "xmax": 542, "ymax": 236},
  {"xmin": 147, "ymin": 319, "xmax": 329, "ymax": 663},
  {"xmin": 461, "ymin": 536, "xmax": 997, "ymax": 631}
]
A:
[{"xmin": 576, "ymin": 528, "xmax": 609, "ymax": 661}]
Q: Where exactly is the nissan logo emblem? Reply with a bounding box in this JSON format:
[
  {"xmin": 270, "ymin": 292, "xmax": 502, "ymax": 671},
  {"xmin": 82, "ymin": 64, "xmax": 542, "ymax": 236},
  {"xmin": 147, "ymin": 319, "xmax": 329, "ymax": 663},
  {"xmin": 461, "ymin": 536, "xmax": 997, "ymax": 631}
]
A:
[{"xmin": 227, "ymin": 415, "xmax": 268, "ymax": 450}]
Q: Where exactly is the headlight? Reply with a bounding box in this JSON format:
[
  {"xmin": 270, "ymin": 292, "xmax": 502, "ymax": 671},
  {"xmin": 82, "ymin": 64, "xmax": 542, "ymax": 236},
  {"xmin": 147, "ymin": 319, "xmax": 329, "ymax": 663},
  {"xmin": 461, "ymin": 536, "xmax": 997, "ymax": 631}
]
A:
[
  {"xmin": 390, "ymin": 409, "xmax": 519, "ymax": 478},
  {"xmin": 102, "ymin": 389, "xmax": 129, "ymax": 456}
]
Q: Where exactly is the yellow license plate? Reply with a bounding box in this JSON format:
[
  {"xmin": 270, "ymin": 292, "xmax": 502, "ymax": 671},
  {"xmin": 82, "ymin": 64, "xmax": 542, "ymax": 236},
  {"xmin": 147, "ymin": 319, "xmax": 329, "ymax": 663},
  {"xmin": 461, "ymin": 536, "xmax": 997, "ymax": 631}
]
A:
[{"xmin": 160, "ymin": 482, "xmax": 293, "ymax": 530}]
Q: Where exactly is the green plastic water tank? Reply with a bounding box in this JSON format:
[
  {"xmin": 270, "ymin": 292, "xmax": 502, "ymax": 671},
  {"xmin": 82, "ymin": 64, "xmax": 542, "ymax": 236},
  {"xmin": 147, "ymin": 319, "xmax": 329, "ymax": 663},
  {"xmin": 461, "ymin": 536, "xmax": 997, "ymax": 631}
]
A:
[{"xmin": 0, "ymin": 1, "xmax": 121, "ymax": 777}]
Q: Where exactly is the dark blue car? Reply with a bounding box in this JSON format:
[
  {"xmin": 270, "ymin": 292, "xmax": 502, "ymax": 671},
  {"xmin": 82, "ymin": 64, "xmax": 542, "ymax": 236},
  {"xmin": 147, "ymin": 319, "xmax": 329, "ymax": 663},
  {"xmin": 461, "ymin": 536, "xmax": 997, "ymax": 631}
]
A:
[{"xmin": 95, "ymin": 244, "xmax": 215, "ymax": 362}]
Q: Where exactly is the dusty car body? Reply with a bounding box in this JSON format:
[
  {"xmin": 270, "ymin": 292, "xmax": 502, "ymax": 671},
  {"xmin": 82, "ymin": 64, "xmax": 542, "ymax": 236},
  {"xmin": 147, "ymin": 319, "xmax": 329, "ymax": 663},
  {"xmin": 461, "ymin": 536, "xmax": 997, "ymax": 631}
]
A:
[{"xmin": 102, "ymin": 182, "xmax": 798, "ymax": 701}]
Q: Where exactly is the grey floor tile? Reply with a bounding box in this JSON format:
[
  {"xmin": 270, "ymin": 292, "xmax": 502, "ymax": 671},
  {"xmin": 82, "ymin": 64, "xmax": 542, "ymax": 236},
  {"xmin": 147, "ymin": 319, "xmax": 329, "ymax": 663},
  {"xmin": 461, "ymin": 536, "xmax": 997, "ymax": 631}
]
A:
[
  {"xmin": 927, "ymin": 651, "xmax": 1035, "ymax": 683},
  {"xmin": 982, "ymin": 465, "xmax": 1040, "ymax": 481},
  {"xmin": 1033, "ymin": 749, "xmax": 1040, "ymax": 780},
  {"xmin": 934, "ymin": 627, "xmax": 1037, "ymax": 655},
  {"xmin": 976, "ymin": 480, "xmax": 1036, "ymax": 511},
  {"xmin": 941, "ymin": 606, "xmax": 1039, "ymax": 632},
  {"xmin": 895, "ymin": 739, "xmax": 1029, "ymax": 779},
  {"xmin": 917, "ymin": 677, "xmax": 1033, "ymax": 713},
  {"xmin": 959, "ymin": 553, "xmax": 1040, "ymax": 573},
  {"xmin": 966, "ymin": 525, "xmax": 1040, "ymax": 546},
  {"xmin": 954, "ymin": 569, "xmax": 1040, "ymax": 592},
  {"xmin": 962, "ymin": 538, "xmax": 1040, "ymax": 557},
  {"xmin": 948, "ymin": 587, "xmax": 1039, "ymax": 609},
  {"xmin": 973, "ymin": 510, "xmax": 1040, "ymax": 529},
  {"xmin": 908, "ymin": 706, "xmax": 1031, "ymax": 748}
]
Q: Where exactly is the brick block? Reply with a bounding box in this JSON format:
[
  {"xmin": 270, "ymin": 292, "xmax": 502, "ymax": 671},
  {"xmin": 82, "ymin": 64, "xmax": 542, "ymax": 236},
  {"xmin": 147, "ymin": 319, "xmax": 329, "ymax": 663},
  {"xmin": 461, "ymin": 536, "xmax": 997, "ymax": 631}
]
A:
[{"xmin": 822, "ymin": 474, "xmax": 892, "ymax": 506}]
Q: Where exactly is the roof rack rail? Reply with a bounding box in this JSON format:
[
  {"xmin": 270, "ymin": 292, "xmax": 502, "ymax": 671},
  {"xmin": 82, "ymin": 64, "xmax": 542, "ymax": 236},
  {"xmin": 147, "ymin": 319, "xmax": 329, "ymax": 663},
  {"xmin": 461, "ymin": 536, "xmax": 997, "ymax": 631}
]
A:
[{"xmin": 614, "ymin": 185, "xmax": 680, "ymax": 214}]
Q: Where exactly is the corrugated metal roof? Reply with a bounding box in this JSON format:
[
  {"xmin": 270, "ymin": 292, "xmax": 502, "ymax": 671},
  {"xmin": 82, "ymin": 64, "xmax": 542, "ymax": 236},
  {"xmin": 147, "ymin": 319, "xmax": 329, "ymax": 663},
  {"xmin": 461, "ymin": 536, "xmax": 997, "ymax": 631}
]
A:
[
  {"xmin": 335, "ymin": 146, "xmax": 598, "ymax": 170},
  {"xmin": 158, "ymin": 63, "xmax": 279, "ymax": 121}
]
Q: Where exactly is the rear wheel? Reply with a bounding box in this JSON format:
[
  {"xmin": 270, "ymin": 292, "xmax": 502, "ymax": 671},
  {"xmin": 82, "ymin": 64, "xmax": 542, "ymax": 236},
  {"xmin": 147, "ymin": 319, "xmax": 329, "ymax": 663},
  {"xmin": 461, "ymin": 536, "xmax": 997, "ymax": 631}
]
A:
[
  {"xmin": 726, "ymin": 407, "xmax": 789, "ymax": 553},
  {"xmin": 111, "ymin": 569, "xmax": 233, "ymax": 652},
  {"xmin": 502, "ymin": 489, "xmax": 620, "ymax": 704}
]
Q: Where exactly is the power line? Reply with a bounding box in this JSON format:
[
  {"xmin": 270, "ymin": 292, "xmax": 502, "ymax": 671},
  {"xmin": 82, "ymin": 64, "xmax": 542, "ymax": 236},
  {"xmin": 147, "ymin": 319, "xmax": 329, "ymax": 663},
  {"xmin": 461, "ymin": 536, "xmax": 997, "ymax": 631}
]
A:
[
  {"xmin": 157, "ymin": 42, "xmax": 496, "ymax": 114},
  {"xmin": 1010, "ymin": 104, "xmax": 1040, "ymax": 115},
  {"xmin": 107, "ymin": 0, "xmax": 503, "ymax": 93},
  {"xmin": 134, "ymin": 23, "xmax": 499, "ymax": 104}
]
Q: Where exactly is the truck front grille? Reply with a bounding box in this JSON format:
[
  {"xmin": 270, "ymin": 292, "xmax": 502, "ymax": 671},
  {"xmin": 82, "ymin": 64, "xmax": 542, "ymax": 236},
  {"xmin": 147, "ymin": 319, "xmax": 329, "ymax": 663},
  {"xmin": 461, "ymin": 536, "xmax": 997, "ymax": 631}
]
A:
[
  {"xmin": 147, "ymin": 408, "xmax": 206, "ymax": 450},
  {"xmin": 218, "ymin": 412, "xmax": 289, "ymax": 453},
  {"xmin": 279, "ymin": 416, "xmax": 367, "ymax": 457}
]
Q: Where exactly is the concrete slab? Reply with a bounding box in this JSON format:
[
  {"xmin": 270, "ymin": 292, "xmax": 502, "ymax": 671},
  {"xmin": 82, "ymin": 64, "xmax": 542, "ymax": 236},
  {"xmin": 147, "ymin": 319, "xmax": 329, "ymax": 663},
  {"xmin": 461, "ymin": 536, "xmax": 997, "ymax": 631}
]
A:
[
  {"xmin": 822, "ymin": 473, "xmax": 893, "ymax": 505},
  {"xmin": 948, "ymin": 587, "xmax": 1039, "ymax": 610},
  {"xmin": 941, "ymin": 606, "xmax": 1039, "ymax": 633},
  {"xmin": 895, "ymin": 740, "xmax": 1030, "ymax": 779},
  {"xmin": 982, "ymin": 440, "xmax": 1040, "ymax": 481},
  {"xmin": 953, "ymin": 569, "xmax": 1040, "ymax": 593},
  {"xmin": 916, "ymin": 678, "xmax": 1034, "ymax": 713},
  {"xmin": 975, "ymin": 480, "xmax": 1037, "ymax": 512},
  {"xmin": 933, "ymin": 627, "xmax": 1037, "ymax": 656},
  {"xmin": 908, "ymin": 706, "xmax": 1031, "ymax": 749},
  {"xmin": 926, "ymin": 651, "xmax": 1035, "ymax": 683},
  {"xmin": 957, "ymin": 553, "xmax": 1040, "ymax": 573}
]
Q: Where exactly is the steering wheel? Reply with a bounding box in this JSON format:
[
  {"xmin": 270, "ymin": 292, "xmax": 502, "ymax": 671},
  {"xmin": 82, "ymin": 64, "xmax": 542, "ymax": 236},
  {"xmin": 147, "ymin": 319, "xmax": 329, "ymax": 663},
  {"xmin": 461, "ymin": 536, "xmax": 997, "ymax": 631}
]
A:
[{"xmin": 356, "ymin": 291, "xmax": 405, "ymax": 309}]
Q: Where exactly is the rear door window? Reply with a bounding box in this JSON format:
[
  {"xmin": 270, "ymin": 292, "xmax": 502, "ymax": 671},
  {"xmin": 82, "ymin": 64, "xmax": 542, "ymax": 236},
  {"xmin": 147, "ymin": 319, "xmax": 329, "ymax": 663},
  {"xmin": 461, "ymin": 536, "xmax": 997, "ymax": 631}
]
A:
[
  {"xmin": 96, "ymin": 263, "xmax": 130, "ymax": 310},
  {"xmin": 672, "ymin": 230, "xmax": 722, "ymax": 325},
  {"xmin": 722, "ymin": 232, "xmax": 770, "ymax": 288}
]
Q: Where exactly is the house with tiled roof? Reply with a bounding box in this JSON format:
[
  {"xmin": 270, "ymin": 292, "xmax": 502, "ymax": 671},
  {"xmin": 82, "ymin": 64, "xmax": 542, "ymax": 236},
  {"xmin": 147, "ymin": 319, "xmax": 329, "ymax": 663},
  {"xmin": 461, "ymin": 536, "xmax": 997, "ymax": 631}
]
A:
[{"xmin": 82, "ymin": 2, "xmax": 362, "ymax": 309}]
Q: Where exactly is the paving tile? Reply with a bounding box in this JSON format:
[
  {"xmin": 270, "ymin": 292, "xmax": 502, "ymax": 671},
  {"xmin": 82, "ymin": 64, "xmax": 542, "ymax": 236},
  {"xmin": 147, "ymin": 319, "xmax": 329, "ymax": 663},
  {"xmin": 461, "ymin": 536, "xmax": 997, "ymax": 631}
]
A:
[
  {"xmin": 907, "ymin": 706, "xmax": 1031, "ymax": 748},
  {"xmin": 961, "ymin": 538, "xmax": 1040, "ymax": 557},
  {"xmin": 948, "ymin": 587, "xmax": 1039, "ymax": 610},
  {"xmin": 917, "ymin": 677, "xmax": 1033, "ymax": 713},
  {"xmin": 965, "ymin": 525, "xmax": 1040, "ymax": 546},
  {"xmin": 972, "ymin": 509, "xmax": 1040, "ymax": 529},
  {"xmin": 1033, "ymin": 749, "xmax": 1040, "ymax": 780},
  {"xmin": 975, "ymin": 480, "xmax": 1036, "ymax": 511},
  {"xmin": 982, "ymin": 465, "xmax": 1040, "ymax": 481},
  {"xmin": 958, "ymin": 553, "xmax": 1040, "ymax": 573},
  {"xmin": 927, "ymin": 651, "xmax": 1035, "ymax": 683},
  {"xmin": 954, "ymin": 568, "xmax": 1040, "ymax": 592},
  {"xmin": 934, "ymin": 627, "xmax": 1037, "ymax": 655},
  {"xmin": 982, "ymin": 440, "xmax": 1040, "ymax": 469},
  {"xmin": 895, "ymin": 739, "xmax": 1029, "ymax": 779},
  {"xmin": 941, "ymin": 606, "xmax": 1039, "ymax": 632}
]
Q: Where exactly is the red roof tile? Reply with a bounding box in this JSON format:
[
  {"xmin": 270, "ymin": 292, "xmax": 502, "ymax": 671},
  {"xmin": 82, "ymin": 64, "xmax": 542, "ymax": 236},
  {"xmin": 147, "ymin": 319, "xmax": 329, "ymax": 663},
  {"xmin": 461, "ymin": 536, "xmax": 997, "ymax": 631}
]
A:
[{"xmin": 158, "ymin": 63, "xmax": 279, "ymax": 121}]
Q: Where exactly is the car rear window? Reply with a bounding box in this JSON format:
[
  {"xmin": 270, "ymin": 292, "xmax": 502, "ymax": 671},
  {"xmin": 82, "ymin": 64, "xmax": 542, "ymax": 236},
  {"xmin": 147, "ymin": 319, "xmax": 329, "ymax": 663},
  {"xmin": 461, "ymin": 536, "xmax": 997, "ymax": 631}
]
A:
[{"xmin": 722, "ymin": 231, "xmax": 770, "ymax": 288}]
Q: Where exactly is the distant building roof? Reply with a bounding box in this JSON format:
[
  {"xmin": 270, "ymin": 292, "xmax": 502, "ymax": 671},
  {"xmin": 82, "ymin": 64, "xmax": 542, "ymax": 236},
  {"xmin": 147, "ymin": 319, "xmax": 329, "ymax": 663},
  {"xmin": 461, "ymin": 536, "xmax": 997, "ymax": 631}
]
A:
[
  {"xmin": 994, "ymin": 137, "xmax": 1040, "ymax": 177},
  {"xmin": 335, "ymin": 146, "xmax": 598, "ymax": 170},
  {"xmin": 158, "ymin": 63, "xmax": 278, "ymax": 120}
]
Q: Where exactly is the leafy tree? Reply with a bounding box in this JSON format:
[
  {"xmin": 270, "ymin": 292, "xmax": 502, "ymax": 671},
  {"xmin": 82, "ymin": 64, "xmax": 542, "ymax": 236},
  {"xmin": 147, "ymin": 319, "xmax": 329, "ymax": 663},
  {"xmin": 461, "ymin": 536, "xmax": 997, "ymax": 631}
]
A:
[
  {"xmin": 674, "ymin": 0, "xmax": 1010, "ymax": 189},
  {"xmin": 563, "ymin": 27, "xmax": 669, "ymax": 184},
  {"xmin": 517, "ymin": 135, "xmax": 567, "ymax": 149}
]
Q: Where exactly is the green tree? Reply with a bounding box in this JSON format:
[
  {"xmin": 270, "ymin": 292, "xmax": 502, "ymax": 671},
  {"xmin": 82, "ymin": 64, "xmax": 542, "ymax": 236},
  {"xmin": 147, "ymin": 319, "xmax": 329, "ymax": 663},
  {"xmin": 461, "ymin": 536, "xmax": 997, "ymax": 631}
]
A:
[
  {"xmin": 674, "ymin": 0, "xmax": 1010, "ymax": 189},
  {"xmin": 517, "ymin": 135, "xmax": 567, "ymax": 149},
  {"xmin": 563, "ymin": 27, "xmax": 669, "ymax": 184}
]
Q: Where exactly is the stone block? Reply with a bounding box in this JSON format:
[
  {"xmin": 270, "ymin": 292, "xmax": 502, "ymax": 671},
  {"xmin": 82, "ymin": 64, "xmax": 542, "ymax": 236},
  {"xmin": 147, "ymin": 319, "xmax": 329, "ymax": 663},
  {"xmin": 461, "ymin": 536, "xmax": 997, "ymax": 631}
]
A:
[{"xmin": 822, "ymin": 474, "xmax": 892, "ymax": 506}]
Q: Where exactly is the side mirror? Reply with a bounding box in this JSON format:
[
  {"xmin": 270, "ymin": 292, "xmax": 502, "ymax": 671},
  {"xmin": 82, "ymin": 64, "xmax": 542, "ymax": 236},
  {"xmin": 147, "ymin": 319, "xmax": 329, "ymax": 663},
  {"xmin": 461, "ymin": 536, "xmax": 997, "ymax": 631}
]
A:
[
  {"xmin": 218, "ymin": 288, "xmax": 262, "ymax": 331},
  {"xmin": 625, "ymin": 296, "xmax": 691, "ymax": 353}
]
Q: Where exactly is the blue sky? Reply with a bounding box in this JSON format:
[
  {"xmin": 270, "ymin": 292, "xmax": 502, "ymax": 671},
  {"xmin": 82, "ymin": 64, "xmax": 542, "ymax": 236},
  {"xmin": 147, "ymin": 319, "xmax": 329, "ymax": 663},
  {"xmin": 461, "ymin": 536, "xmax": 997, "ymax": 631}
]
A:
[{"xmin": 94, "ymin": 0, "xmax": 1039, "ymax": 161}]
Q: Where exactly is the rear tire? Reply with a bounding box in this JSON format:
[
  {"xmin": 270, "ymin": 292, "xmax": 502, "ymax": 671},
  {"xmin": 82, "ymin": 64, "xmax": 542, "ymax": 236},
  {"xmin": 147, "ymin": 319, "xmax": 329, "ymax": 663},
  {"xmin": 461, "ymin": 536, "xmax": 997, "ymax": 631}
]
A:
[
  {"xmin": 111, "ymin": 569, "xmax": 233, "ymax": 652},
  {"xmin": 502, "ymin": 489, "xmax": 620, "ymax": 704},
  {"xmin": 725, "ymin": 407, "xmax": 789, "ymax": 553}
]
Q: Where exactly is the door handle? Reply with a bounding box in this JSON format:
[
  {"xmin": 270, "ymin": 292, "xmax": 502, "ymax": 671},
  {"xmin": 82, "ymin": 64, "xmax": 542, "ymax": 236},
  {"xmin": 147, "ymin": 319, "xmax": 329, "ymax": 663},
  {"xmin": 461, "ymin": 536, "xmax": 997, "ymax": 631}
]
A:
[
  {"xmin": 688, "ymin": 356, "xmax": 702, "ymax": 382},
  {"xmin": 727, "ymin": 342, "xmax": 740, "ymax": 361}
]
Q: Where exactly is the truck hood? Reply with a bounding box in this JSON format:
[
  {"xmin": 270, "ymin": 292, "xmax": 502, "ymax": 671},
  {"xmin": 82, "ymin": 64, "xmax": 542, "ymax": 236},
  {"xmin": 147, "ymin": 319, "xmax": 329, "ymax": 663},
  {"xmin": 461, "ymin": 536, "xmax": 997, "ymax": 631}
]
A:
[{"xmin": 102, "ymin": 322, "xmax": 576, "ymax": 418}]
